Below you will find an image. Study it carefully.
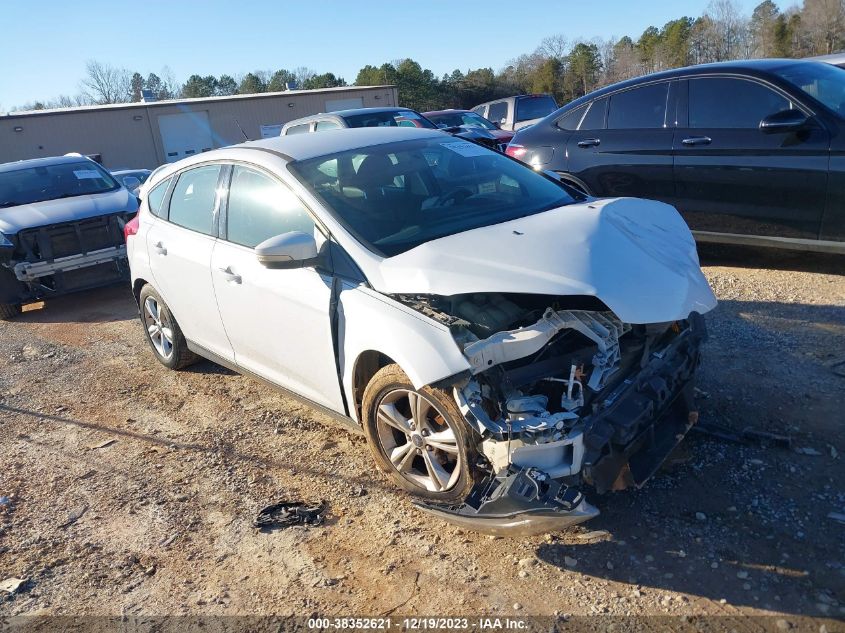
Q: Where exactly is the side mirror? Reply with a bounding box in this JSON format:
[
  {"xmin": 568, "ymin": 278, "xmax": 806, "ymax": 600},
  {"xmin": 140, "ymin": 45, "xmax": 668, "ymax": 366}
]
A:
[
  {"xmin": 760, "ymin": 109, "xmax": 809, "ymax": 133},
  {"xmin": 255, "ymin": 231, "xmax": 318, "ymax": 269},
  {"xmin": 122, "ymin": 176, "xmax": 141, "ymax": 191}
]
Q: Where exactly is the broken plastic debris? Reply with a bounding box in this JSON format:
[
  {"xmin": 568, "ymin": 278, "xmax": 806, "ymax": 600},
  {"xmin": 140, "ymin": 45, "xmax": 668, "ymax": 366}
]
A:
[
  {"xmin": 0, "ymin": 577, "xmax": 24, "ymax": 594},
  {"xmin": 253, "ymin": 500, "xmax": 325, "ymax": 531}
]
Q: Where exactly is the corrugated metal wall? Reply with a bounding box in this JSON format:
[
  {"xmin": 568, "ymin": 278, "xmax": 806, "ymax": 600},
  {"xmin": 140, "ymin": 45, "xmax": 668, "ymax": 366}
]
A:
[{"xmin": 0, "ymin": 86, "xmax": 398, "ymax": 169}]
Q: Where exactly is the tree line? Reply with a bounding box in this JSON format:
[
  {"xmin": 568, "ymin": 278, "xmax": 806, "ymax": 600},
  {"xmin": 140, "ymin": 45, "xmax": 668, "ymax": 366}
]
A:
[{"xmin": 11, "ymin": 0, "xmax": 845, "ymax": 113}]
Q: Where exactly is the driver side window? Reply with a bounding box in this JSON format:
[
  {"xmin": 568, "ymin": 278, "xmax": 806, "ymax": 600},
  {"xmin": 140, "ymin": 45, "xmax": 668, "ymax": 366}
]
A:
[{"xmin": 225, "ymin": 166, "xmax": 317, "ymax": 248}]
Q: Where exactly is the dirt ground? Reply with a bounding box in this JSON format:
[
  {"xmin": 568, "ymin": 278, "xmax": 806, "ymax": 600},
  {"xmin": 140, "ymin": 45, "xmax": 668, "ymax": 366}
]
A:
[{"xmin": 0, "ymin": 246, "xmax": 843, "ymax": 629}]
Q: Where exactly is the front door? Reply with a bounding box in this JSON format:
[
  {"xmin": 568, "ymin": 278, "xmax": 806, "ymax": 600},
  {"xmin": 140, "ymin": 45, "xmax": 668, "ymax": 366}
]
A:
[
  {"xmin": 566, "ymin": 81, "xmax": 676, "ymax": 202},
  {"xmin": 146, "ymin": 164, "xmax": 234, "ymax": 361},
  {"xmin": 210, "ymin": 164, "xmax": 344, "ymax": 412},
  {"xmin": 673, "ymin": 76, "xmax": 830, "ymax": 239}
]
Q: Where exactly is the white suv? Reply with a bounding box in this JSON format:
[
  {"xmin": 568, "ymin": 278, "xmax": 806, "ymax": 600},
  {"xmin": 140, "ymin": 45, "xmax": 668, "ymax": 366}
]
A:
[{"xmin": 127, "ymin": 127, "xmax": 716, "ymax": 535}]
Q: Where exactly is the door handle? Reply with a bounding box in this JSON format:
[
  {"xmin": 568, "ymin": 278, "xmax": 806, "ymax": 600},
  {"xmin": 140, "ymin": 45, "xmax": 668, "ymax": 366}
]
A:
[
  {"xmin": 218, "ymin": 266, "xmax": 242, "ymax": 284},
  {"xmin": 681, "ymin": 136, "xmax": 712, "ymax": 146},
  {"xmin": 577, "ymin": 138, "xmax": 601, "ymax": 148},
  {"xmin": 153, "ymin": 241, "xmax": 167, "ymax": 256}
]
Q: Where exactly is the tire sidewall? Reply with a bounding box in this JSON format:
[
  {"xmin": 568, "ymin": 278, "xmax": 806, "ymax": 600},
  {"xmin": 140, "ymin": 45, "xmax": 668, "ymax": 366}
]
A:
[
  {"xmin": 362, "ymin": 366, "xmax": 477, "ymax": 503},
  {"xmin": 138, "ymin": 285, "xmax": 184, "ymax": 370}
]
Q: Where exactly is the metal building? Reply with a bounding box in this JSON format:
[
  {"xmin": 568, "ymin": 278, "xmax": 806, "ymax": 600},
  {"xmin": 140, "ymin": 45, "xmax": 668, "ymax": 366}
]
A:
[{"xmin": 0, "ymin": 85, "xmax": 397, "ymax": 169}]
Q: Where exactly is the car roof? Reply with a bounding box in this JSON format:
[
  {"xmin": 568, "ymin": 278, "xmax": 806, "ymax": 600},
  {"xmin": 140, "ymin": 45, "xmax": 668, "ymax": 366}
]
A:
[
  {"xmin": 562, "ymin": 59, "xmax": 824, "ymax": 109},
  {"xmin": 246, "ymin": 127, "xmax": 450, "ymax": 161},
  {"xmin": 473, "ymin": 94, "xmax": 553, "ymax": 107},
  {"xmin": 0, "ymin": 154, "xmax": 95, "ymax": 174},
  {"xmin": 423, "ymin": 109, "xmax": 473, "ymax": 116},
  {"xmin": 111, "ymin": 168, "xmax": 151, "ymax": 175},
  {"xmin": 282, "ymin": 107, "xmax": 423, "ymax": 130}
]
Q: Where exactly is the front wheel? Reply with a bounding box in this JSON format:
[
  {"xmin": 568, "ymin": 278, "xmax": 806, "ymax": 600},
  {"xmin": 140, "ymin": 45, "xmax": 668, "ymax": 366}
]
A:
[{"xmin": 361, "ymin": 364, "xmax": 478, "ymax": 502}]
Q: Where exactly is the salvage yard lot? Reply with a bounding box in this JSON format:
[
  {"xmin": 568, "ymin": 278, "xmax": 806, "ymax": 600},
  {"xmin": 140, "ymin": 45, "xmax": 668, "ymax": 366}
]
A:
[{"xmin": 0, "ymin": 247, "xmax": 843, "ymax": 624}]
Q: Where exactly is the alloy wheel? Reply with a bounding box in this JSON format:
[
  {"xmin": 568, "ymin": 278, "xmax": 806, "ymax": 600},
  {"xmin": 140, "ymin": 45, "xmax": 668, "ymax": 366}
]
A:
[
  {"xmin": 143, "ymin": 296, "xmax": 174, "ymax": 360},
  {"xmin": 374, "ymin": 388, "xmax": 462, "ymax": 493}
]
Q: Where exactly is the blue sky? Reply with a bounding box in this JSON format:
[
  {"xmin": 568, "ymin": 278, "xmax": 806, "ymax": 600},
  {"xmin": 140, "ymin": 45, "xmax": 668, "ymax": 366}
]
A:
[{"xmin": 1, "ymin": 0, "xmax": 777, "ymax": 109}]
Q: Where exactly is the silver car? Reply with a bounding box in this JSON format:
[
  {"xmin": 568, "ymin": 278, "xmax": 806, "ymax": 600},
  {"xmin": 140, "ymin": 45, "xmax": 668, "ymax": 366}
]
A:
[{"xmin": 0, "ymin": 155, "xmax": 138, "ymax": 318}]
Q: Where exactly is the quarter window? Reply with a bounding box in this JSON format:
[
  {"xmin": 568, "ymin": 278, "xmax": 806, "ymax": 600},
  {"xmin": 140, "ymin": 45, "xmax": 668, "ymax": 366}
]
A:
[
  {"xmin": 145, "ymin": 177, "xmax": 171, "ymax": 218},
  {"xmin": 487, "ymin": 102, "xmax": 508, "ymax": 125},
  {"xmin": 226, "ymin": 166, "xmax": 316, "ymax": 248},
  {"xmin": 607, "ymin": 83, "xmax": 669, "ymax": 129},
  {"xmin": 580, "ymin": 98, "xmax": 608, "ymax": 130},
  {"xmin": 689, "ymin": 77, "xmax": 792, "ymax": 128},
  {"xmin": 167, "ymin": 165, "xmax": 221, "ymax": 235},
  {"xmin": 555, "ymin": 105, "xmax": 587, "ymax": 130}
]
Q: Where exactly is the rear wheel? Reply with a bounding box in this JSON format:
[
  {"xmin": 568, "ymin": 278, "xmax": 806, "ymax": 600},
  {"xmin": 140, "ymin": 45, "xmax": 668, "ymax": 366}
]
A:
[
  {"xmin": 362, "ymin": 364, "xmax": 478, "ymax": 502},
  {"xmin": 0, "ymin": 303, "xmax": 22, "ymax": 320},
  {"xmin": 138, "ymin": 285, "xmax": 197, "ymax": 370}
]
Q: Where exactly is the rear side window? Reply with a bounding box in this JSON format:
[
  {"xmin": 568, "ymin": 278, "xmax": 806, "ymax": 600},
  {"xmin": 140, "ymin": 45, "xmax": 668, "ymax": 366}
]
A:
[
  {"xmin": 167, "ymin": 165, "xmax": 221, "ymax": 235},
  {"xmin": 285, "ymin": 123, "xmax": 310, "ymax": 135},
  {"xmin": 315, "ymin": 120, "xmax": 340, "ymax": 131},
  {"xmin": 487, "ymin": 102, "xmax": 508, "ymax": 125},
  {"xmin": 225, "ymin": 166, "xmax": 316, "ymax": 248},
  {"xmin": 608, "ymin": 83, "xmax": 669, "ymax": 129},
  {"xmin": 580, "ymin": 98, "xmax": 608, "ymax": 130},
  {"xmin": 516, "ymin": 95, "xmax": 557, "ymax": 122},
  {"xmin": 146, "ymin": 177, "xmax": 170, "ymax": 217},
  {"xmin": 689, "ymin": 77, "xmax": 792, "ymax": 128},
  {"xmin": 555, "ymin": 105, "xmax": 587, "ymax": 130}
]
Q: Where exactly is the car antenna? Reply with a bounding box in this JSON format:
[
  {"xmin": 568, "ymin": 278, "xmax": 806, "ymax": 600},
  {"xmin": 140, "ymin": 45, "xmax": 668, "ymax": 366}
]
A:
[{"xmin": 234, "ymin": 118, "xmax": 250, "ymax": 142}]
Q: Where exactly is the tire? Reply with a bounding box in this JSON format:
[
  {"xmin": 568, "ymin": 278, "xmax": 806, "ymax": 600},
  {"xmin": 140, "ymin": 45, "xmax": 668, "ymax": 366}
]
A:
[
  {"xmin": 0, "ymin": 303, "xmax": 22, "ymax": 320},
  {"xmin": 138, "ymin": 284, "xmax": 197, "ymax": 370},
  {"xmin": 361, "ymin": 364, "xmax": 479, "ymax": 503}
]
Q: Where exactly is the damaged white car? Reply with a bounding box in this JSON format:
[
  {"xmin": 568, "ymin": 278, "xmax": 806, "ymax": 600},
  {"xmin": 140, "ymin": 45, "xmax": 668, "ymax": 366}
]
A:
[{"xmin": 127, "ymin": 127, "xmax": 717, "ymax": 535}]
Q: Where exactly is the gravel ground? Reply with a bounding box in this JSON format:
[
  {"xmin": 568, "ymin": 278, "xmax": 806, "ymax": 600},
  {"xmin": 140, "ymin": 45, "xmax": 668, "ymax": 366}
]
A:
[{"xmin": 0, "ymin": 246, "xmax": 843, "ymax": 628}]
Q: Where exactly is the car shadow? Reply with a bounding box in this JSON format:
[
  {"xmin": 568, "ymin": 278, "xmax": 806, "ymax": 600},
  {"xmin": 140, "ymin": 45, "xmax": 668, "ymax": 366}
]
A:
[
  {"xmin": 698, "ymin": 243, "xmax": 844, "ymax": 275},
  {"xmin": 532, "ymin": 297, "xmax": 844, "ymax": 619},
  {"xmin": 17, "ymin": 284, "xmax": 137, "ymax": 324}
]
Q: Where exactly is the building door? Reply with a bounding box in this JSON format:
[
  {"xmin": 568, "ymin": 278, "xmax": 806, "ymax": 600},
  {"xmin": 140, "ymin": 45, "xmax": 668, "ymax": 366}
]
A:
[{"xmin": 158, "ymin": 111, "xmax": 214, "ymax": 163}]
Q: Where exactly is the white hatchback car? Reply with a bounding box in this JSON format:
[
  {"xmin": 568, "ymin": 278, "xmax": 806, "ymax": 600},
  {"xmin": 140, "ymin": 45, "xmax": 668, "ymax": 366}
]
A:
[{"xmin": 126, "ymin": 127, "xmax": 716, "ymax": 534}]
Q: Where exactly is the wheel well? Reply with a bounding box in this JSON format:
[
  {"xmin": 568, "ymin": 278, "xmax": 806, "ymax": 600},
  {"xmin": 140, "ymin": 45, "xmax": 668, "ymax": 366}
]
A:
[
  {"xmin": 556, "ymin": 173, "xmax": 593, "ymax": 196},
  {"xmin": 132, "ymin": 278, "xmax": 149, "ymax": 306},
  {"xmin": 352, "ymin": 350, "xmax": 395, "ymax": 421}
]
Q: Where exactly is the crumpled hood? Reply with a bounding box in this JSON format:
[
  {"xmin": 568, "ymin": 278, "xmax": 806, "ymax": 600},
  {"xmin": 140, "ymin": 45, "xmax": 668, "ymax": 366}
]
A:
[
  {"xmin": 374, "ymin": 197, "xmax": 717, "ymax": 324},
  {"xmin": 0, "ymin": 187, "xmax": 137, "ymax": 235}
]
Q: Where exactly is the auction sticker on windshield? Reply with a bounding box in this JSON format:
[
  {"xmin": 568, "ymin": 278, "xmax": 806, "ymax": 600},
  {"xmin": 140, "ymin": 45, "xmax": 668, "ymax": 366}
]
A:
[
  {"xmin": 73, "ymin": 169, "xmax": 102, "ymax": 179},
  {"xmin": 441, "ymin": 141, "xmax": 489, "ymax": 157}
]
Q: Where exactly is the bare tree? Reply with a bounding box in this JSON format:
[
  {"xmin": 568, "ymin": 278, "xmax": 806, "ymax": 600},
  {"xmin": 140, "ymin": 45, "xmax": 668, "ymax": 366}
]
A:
[
  {"xmin": 80, "ymin": 60, "xmax": 132, "ymax": 104},
  {"xmin": 293, "ymin": 66, "xmax": 317, "ymax": 86},
  {"xmin": 705, "ymin": 0, "xmax": 751, "ymax": 60},
  {"xmin": 801, "ymin": 0, "xmax": 845, "ymax": 54},
  {"xmin": 537, "ymin": 34, "xmax": 570, "ymax": 60}
]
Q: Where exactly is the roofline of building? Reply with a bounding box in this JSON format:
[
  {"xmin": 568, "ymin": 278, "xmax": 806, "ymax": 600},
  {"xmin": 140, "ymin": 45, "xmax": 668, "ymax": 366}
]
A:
[{"xmin": 1, "ymin": 84, "xmax": 396, "ymax": 119}]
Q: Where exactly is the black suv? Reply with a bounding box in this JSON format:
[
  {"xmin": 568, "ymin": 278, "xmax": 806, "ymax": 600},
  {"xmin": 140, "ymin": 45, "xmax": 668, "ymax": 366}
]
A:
[{"xmin": 508, "ymin": 59, "xmax": 845, "ymax": 253}]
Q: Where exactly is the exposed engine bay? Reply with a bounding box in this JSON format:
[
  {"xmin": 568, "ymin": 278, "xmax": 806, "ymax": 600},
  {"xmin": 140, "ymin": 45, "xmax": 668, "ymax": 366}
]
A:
[{"xmin": 395, "ymin": 292, "xmax": 707, "ymax": 535}]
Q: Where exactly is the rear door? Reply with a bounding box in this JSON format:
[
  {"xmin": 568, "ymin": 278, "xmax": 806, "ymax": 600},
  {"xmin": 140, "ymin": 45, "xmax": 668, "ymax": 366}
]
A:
[
  {"xmin": 566, "ymin": 80, "xmax": 676, "ymax": 201},
  {"xmin": 210, "ymin": 164, "xmax": 344, "ymax": 411},
  {"xmin": 673, "ymin": 75, "xmax": 829, "ymax": 239},
  {"xmin": 145, "ymin": 163, "xmax": 234, "ymax": 361}
]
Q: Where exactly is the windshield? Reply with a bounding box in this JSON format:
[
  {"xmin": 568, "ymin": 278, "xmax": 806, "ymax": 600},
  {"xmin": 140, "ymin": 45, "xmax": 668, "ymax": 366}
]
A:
[
  {"xmin": 343, "ymin": 110, "xmax": 436, "ymax": 129},
  {"xmin": 0, "ymin": 161, "xmax": 119, "ymax": 208},
  {"xmin": 428, "ymin": 111, "xmax": 497, "ymax": 130},
  {"xmin": 516, "ymin": 95, "xmax": 558, "ymax": 122},
  {"xmin": 289, "ymin": 137, "xmax": 579, "ymax": 257},
  {"xmin": 772, "ymin": 62, "xmax": 845, "ymax": 117}
]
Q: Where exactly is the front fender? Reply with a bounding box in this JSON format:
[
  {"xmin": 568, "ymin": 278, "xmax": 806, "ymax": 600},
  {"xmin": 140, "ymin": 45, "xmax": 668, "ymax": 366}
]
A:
[{"xmin": 338, "ymin": 285, "xmax": 470, "ymax": 422}]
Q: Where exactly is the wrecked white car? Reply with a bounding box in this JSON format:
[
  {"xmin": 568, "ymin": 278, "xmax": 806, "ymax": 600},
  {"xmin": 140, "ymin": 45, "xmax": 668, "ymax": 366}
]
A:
[{"xmin": 127, "ymin": 127, "xmax": 716, "ymax": 535}]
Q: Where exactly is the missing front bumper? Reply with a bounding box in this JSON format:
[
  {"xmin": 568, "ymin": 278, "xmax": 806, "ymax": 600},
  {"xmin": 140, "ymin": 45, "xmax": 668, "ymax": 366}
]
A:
[{"xmin": 414, "ymin": 468, "xmax": 599, "ymax": 537}]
